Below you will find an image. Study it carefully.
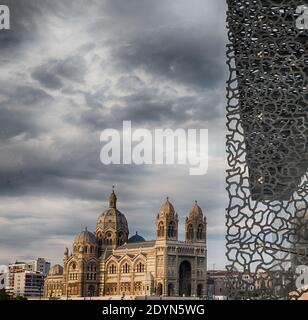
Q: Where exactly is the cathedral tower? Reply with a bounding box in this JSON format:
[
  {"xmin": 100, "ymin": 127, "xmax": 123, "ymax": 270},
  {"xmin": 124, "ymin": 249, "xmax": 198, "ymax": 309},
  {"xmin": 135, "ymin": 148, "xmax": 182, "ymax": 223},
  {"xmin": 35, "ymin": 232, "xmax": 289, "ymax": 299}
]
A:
[
  {"xmin": 156, "ymin": 197, "xmax": 178, "ymax": 241},
  {"xmin": 185, "ymin": 201, "xmax": 206, "ymax": 242}
]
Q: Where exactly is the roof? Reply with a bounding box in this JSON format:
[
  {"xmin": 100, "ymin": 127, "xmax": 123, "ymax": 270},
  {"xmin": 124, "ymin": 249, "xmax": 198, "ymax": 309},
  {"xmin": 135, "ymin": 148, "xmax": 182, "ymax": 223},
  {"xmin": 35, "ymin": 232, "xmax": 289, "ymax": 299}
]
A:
[
  {"xmin": 116, "ymin": 240, "xmax": 155, "ymax": 250},
  {"xmin": 49, "ymin": 264, "xmax": 63, "ymax": 276},
  {"xmin": 188, "ymin": 201, "xmax": 204, "ymax": 219},
  {"xmin": 128, "ymin": 232, "xmax": 146, "ymax": 243},
  {"xmin": 159, "ymin": 198, "xmax": 175, "ymax": 216},
  {"xmin": 74, "ymin": 227, "xmax": 97, "ymax": 245}
]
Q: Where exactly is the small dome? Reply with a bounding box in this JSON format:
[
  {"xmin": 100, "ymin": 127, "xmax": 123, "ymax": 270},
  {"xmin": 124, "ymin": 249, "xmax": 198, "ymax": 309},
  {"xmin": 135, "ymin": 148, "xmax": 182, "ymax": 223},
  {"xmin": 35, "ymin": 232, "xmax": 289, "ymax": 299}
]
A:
[
  {"xmin": 128, "ymin": 232, "xmax": 145, "ymax": 243},
  {"xmin": 49, "ymin": 264, "xmax": 63, "ymax": 276},
  {"xmin": 74, "ymin": 227, "xmax": 97, "ymax": 246},
  {"xmin": 159, "ymin": 197, "xmax": 175, "ymax": 216},
  {"xmin": 189, "ymin": 201, "xmax": 204, "ymax": 219}
]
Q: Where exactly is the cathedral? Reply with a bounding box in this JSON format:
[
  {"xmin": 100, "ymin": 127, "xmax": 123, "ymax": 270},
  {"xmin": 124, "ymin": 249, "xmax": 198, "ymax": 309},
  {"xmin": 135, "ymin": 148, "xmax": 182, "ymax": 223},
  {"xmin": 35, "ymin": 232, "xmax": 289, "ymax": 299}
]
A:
[{"xmin": 44, "ymin": 188, "xmax": 207, "ymax": 298}]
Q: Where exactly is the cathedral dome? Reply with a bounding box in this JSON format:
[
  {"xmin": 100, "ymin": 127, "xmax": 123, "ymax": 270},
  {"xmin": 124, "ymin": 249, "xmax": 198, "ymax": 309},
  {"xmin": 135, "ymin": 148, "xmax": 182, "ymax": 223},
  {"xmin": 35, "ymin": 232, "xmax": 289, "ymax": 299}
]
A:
[
  {"xmin": 96, "ymin": 188, "xmax": 129, "ymax": 234},
  {"xmin": 96, "ymin": 208, "xmax": 128, "ymax": 230},
  {"xmin": 74, "ymin": 228, "xmax": 97, "ymax": 246},
  {"xmin": 159, "ymin": 197, "xmax": 175, "ymax": 216},
  {"xmin": 128, "ymin": 232, "xmax": 145, "ymax": 243},
  {"xmin": 49, "ymin": 264, "xmax": 63, "ymax": 276},
  {"xmin": 188, "ymin": 201, "xmax": 204, "ymax": 220}
]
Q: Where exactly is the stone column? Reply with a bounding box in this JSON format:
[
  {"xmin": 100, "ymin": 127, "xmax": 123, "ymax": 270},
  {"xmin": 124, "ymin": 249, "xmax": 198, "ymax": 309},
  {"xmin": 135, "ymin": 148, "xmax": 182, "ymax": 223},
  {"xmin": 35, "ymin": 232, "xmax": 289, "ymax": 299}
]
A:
[
  {"xmin": 192, "ymin": 251, "xmax": 198, "ymax": 297},
  {"xmin": 131, "ymin": 268, "xmax": 135, "ymax": 296},
  {"xmin": 163, "ymin": 247, "xmax": 168, "ymax": 296},
  {"xmin": 175, "ymin": 247, "xmax": 179, "ymax": 296},
  {"xmin": 117, "ymin": 268, "xmax": 120, "ymax": 295}
]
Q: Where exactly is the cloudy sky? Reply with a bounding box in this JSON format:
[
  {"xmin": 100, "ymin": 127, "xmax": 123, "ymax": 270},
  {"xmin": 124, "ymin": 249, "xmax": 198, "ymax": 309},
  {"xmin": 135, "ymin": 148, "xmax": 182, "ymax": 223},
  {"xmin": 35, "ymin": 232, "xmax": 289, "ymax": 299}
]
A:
[{"xmin": 0, "ymin": 0, "xmax": 228, "ymax": 268}]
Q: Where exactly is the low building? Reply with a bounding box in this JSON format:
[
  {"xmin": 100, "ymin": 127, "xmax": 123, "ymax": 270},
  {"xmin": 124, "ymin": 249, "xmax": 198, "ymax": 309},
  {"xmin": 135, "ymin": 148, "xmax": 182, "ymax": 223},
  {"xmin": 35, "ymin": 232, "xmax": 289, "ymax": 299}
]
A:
[
  {"xmin": 44, "ymin": 265, "xmax": 64, "ymax": 299},
  {"xmin": 13, "ymin": 271, "xmax": 44, "ymax": 298},
  {"xmin": 6, "ymin": 258, "xmax": 50, "ymax": 295},
  {"xmin": 207, "ymin": 270, "xmax": 228, "ymax": 298},
  {"xmin": 26, "ymin": 258, "xmax": 50, "ymax": 275}
]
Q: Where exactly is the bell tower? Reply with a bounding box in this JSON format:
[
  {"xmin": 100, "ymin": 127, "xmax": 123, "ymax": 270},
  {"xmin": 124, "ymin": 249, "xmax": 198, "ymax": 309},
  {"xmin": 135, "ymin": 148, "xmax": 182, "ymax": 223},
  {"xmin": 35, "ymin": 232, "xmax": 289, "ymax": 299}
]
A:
[
  {"xmin": 156, "ymin": 197, "xmax": 178, "ymax": 241},
  {"xmin": 185, "ymin": 201, "xmax": 206, "ymax": 242}
]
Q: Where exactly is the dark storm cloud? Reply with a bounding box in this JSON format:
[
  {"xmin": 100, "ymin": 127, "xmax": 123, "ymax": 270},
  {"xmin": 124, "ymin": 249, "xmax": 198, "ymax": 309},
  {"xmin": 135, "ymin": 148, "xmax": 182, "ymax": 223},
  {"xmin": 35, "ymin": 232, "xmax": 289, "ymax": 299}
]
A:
[
  {"xmin": 109, "ymin": 91, "xmax": 221, "ymax": 125},
  {"xmin": 31, "ymin": 55, "xmax": 87, "ymax": 89},
  {"xmin": 0, "ymin": 0, "xmax": 96, "ymax": 61},
  {"xmin": 0, "ymin": 106, "xmax": 42, "ymax": 139},
  {"xmin": 69, "ymin": 84, "xmax": 223, "ymax": 131},
  {"xmin": 111, "ymin": 26, "xmax": 225, "ymax": 90},
  {"xmin": 0, "ymin": 0, "xmax": 228, "ymax": 267},
  {"xmin": 0, "ymin": 84, "xmax": 53, "ymax": 139},
  {"xmin": 32, "ymin": 65, "xmax": 63, "ymax": 90},
  {"xmin": 98, "ymin": 0, "xmax": 227, "ymax": 90},
  {"xmin": 0, "ymin": 0, "xmax": 66, "ymax": 59},
  {"xmin": 1, "ymin": 84, "xmax": 53, "ymax": 107},
  {"xmin": 0, "ymin": 0, "xmax": 41, "ymax": 54}
]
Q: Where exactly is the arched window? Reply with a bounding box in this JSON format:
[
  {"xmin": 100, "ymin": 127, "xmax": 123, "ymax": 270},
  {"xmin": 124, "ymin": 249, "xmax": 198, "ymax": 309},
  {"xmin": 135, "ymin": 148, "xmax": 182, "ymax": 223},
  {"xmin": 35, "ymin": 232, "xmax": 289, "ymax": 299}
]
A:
[
  {"xmin": 187, "ymin": 224, "xmax": 193, "ymax": 240},
  {"xmin": 121, "ymin": 263, "xmax": 130, "ymax": 273},
  {"xmin": 136, "ymin": 262, "xmax": 145, "ymax": 273},
  {"xmin": 88, "ymin": 264, "xmax": 93, "ymax": 271},
  {"xmin": 87, "ymin": 264, "xmax": 97, "ymax": 280},
  {"xmin": 68, "ymin": 263, "xmax": 77, "ymax": 281},
  {"xmin": 168, "ymin": 221, "xmax": 175, "ymax": 238},
  {"xmin": 84, "ymin": 246, "xmax": 88, "ymax": 253},
  {"xmin": 197, "ymin": 224, "xmax": 204, "ymax": 240},
  {"xmin": 108, "ymin": 264, "xmax": 117, "ymax": 274},
  {"xmin": 97, "ymin": 232, "xmax": 103, "ymax": 246},
  {"xmin": 105, "ymin": 232, "xmax": 113, "ymax": 245},
  {"xmin": 157, "ymin": 221, "xmax": 164, "ymax": 237},
  {"xmin": 117, "ymin": 232, "xmax": 125, "ymax": 246}
]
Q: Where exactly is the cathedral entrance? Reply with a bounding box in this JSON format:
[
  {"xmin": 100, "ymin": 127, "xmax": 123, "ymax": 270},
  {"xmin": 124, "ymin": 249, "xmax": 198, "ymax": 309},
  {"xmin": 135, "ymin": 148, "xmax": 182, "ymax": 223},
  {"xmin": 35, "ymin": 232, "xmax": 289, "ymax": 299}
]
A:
[
  {"xmin": 168, "ymin": 283, "xmax": 174, "ymax": 296},
  {"xmin": 197, "ymin": 284, "xmax": 203, "ymax": 297},
  {"xmin": 157, "ymin": 283, "xmax": 163, "ymax": 296},
  {"xmin": 88, "ymin": 284, "xmax": 95, "ymax": 297},
  {"xmin": 179, "ymin": 260, "xmax": 191, "ymax": 297}
]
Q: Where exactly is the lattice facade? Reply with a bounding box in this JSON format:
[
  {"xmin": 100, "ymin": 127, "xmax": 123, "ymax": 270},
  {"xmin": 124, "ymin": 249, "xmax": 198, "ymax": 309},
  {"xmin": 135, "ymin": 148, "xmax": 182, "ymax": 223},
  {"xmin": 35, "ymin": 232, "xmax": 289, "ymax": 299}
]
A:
[{"xmin": 226, "ymin": 0, "xmax": 308, "ymax": 299}]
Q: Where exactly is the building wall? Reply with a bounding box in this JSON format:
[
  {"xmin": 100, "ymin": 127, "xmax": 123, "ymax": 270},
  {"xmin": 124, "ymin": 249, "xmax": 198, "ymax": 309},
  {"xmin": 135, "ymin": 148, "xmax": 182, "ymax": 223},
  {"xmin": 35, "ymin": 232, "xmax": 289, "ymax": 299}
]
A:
[
  {"xmin": 6, "ymin": 259, "xmax": 49, "ymax": 296},
  {"xmin": 27, "ymin": 258, "xmax": 50, "ymax": 275},
  {"xmin": 45, "ymin": 239, "xmax": 206, "ymax": 298},
  {"xmin": 44, "ymin": 275, "xmax": 63, "ymax": 298},
  {"xmin": 13, "ymin": 272, "xmax": 44, "ymax": 297}
]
